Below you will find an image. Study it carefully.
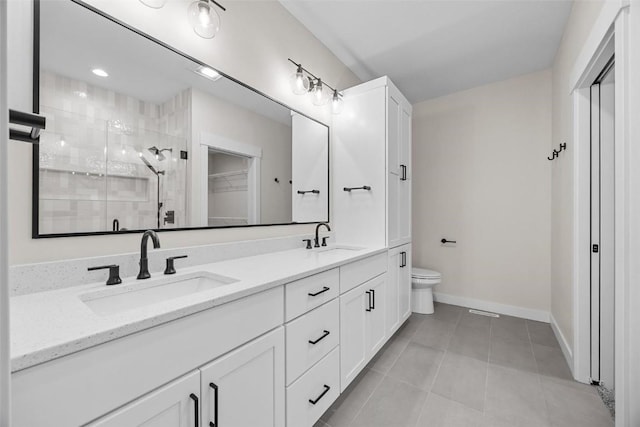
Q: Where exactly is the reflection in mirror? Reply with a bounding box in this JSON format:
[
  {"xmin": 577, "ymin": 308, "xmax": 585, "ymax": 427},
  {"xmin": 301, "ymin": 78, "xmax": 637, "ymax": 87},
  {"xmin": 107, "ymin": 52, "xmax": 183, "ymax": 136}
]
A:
[{"xmin": 36, "ymin": 0, "xmax": 329, "ymax": 236}]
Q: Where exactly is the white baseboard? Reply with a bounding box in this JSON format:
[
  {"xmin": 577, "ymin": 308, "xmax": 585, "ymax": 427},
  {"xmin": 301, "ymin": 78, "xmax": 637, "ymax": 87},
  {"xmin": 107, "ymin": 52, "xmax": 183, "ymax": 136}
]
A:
[
  {"xmin": 432, "ymin": 292, "xmax": 550, "ymax": 323},
  {"xmin": 550, "ymin": 313, "xmax": 574, "ymax": 375}
]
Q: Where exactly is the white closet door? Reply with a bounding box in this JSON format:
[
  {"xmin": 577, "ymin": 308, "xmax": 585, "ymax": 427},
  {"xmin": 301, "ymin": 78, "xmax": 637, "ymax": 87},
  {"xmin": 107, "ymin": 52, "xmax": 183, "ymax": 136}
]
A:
[{"xmin": 590, "ymin": 60, "xmax": 615, "ymax": 389}]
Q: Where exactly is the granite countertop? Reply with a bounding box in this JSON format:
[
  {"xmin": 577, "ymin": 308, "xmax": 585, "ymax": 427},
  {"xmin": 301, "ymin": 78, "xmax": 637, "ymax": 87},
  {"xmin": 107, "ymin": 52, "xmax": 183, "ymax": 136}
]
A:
[{"xmin": 10, "ymin": 245, "xmax": 386, "ymax": 372}]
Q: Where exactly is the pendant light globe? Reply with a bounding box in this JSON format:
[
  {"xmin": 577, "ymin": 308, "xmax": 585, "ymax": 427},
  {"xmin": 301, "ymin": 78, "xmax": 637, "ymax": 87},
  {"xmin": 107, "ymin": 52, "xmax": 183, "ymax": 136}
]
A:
[
  {"xmin": 311, "ymin": 79, "xmax": 330, "ymax": 106},
  {"xmin": 289, "ymin": 65, "xmax": 310, "ymax": 95},
  {"xmin": 188, "ymin": 0, "xmax": 220, "ymax": 39}
]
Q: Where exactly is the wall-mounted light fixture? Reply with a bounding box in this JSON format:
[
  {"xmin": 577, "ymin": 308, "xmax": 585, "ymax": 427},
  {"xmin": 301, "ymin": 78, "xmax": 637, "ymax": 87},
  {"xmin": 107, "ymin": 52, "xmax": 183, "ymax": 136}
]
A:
[
  {"xmin": 288, "ymin": 59, "xmax": 343, "ymax": 114},
  {"xmin": 187, "ymin": 0, "xmax": 226, "ymax": 39},
  {"xmin": 140, "ymin": 0, "xmax": 227, "ymax": 39}
]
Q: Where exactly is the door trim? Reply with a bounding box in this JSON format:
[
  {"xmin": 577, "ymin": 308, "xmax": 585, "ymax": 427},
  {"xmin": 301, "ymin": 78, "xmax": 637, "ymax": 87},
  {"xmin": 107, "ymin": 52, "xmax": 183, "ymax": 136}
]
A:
[
  {"xmin": 199, "ymin": 132, "xmax": 262, "ymax": 226},
  {"xmin": 571, "ymin": 4, "xmax": 636, "ymax": 426}
]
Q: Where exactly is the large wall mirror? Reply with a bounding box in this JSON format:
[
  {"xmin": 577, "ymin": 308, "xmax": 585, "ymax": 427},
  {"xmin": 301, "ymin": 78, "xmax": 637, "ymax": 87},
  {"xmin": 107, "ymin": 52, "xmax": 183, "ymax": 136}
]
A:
[{"xmin": 33, "ymin": 0, "xmax": 329, "ymax": 237}]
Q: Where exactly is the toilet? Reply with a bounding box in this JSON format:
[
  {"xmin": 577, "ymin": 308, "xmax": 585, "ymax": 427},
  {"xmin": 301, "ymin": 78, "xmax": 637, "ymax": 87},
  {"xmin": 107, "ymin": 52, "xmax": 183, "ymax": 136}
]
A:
[{"xmin": 411, "ymin": 267, "xmax": 442, "ymax": 314}]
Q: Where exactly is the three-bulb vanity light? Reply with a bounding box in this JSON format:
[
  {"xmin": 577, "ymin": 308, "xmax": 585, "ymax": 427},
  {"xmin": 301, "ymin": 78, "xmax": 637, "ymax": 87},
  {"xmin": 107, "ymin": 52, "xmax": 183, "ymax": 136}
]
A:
[
  {"xmin": 288, "ymin": 59, "xmax": 344, "ymax": 115},
  {"xmin": 139, "ymin": 0, "xmax": 226, "ymax": 40}
]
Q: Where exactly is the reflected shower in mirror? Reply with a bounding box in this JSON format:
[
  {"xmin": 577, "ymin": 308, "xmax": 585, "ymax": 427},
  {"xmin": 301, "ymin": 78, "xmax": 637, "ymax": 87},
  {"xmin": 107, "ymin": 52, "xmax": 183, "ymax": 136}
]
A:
[{"xmin": 35, "ymin": 0, "xmax": 329, "ymax": 237}]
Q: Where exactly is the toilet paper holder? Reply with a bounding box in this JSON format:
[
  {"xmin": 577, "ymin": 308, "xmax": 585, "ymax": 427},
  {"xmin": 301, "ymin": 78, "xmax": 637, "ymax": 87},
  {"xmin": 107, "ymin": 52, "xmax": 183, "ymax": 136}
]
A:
[{"xmin": 441, "ymin": 238, "xmax": 456, "ymax": 244}]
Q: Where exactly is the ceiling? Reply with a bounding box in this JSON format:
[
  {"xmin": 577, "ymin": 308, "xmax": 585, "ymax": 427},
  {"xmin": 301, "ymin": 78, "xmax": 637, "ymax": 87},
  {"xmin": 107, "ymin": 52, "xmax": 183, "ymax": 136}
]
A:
[{"xmin": 280, "ymin": 0, "xmax": 573, "ymax": 103}]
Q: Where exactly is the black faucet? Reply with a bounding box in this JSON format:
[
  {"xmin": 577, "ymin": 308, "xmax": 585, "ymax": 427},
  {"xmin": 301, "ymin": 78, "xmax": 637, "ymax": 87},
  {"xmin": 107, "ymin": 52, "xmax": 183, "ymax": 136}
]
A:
[
  {"xmin": 314, "ymin": 223, "xmax": 331, "ymax": 248},
  {"xmin": 137, "ymin": 230, "xmax": 161, "ymax": 280}
]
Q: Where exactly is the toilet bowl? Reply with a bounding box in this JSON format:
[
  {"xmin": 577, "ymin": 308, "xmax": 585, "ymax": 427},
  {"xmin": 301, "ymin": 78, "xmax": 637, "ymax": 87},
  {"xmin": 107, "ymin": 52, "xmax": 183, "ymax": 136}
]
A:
[{"xmin": 411, "ymin": 267, "xmax": 441, "ymax": 314}]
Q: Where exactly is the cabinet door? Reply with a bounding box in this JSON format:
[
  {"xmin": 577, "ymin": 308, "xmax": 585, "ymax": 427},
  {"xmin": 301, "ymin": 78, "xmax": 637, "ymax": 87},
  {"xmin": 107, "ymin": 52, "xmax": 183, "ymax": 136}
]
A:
[
  {"xmin": 88, "ymin": 371, "xmax": 200, "ymax": 427},
  {"xmin": 387, "ymin": 89, "xmax": 403, "ymax": 247},
  {"xmin": 398, "ymin": 244, "xmax": 412, "ymax": 324},
  {"xmin": 333, "ymin": 86, "xmax": 387, "ymax": 247},
  {"xmin": 386, "ymin": 248, "xmax": 401, "ymax": 336},
  {"xmin": 365, "ymin": 274, "xmax": 387, "ymax": 357},
  {"xmin": 339, "ymin": 282, "xmax": 368, "ymax": 391},
  {"xmin": 398, "ymin": 106, "xmax": 412, "ymax": 243},
  {"xmin": 200, "ymin": 328, "xmax": 285, "ymax": 427}
]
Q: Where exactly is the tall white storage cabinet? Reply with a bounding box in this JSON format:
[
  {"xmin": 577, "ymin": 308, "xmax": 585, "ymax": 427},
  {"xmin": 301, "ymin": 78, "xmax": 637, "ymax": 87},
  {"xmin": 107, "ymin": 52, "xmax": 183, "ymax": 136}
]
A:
[
  {"xmin": 334, "ymin": 76, "xmax": 413, "ymax": 340},
  {"xmin": 333, "ymin": 76, "xmax": 412, "ymax": 249}
]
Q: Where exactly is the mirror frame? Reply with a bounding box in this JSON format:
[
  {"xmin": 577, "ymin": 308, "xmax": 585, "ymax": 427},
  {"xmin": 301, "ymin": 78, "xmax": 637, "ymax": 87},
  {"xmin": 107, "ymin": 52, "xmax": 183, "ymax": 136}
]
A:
[{"xmin": 31, "ymin": 0, "xmax": 330, "ymax": 238}]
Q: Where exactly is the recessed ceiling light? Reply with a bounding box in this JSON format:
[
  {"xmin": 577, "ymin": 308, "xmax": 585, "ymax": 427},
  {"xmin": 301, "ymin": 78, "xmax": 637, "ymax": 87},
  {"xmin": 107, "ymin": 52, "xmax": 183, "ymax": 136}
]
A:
[
  {"xmin": 195, "ymin": 66, "xmax": 221, "ymax": 81},
  {"xmin": 92, "ymin": 68, "xmax": 109, "ymax": 78}
]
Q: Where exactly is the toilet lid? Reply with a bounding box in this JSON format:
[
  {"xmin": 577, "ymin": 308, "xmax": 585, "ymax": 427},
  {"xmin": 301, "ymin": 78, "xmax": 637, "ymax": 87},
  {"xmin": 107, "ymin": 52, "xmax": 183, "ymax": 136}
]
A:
[{"xmin": 412, "ymin": 267, "xmax": 441, "ymax": 279}]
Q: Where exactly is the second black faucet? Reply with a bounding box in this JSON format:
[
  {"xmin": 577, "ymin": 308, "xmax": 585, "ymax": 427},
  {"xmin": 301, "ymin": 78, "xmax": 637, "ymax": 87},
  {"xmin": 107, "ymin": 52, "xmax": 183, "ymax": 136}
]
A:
[
  {"xmin": 137, "ymin": 230, "xmax": 161, "ymax": 279},
  {"xmin": 314, "ymin": 223, "xmax": 331, "ymax": 248}
]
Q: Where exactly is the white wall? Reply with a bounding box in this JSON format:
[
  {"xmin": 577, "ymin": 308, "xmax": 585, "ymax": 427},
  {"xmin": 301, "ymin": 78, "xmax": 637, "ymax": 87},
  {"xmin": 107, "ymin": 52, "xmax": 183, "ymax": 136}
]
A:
[
  {"xmin": 7, "ymin": 0, "xmax": 359, "ymax": 264},
  {"xmin": 412, "ymin": 70, "xmax": 552, "ymax": 315},
  {"xmin": 550, "ymin": 0, "xmax": 605, "ymax": 352}
]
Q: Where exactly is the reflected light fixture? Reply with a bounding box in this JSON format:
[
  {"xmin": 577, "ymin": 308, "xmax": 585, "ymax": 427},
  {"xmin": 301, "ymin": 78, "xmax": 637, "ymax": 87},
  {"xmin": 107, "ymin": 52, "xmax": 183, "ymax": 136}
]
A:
[
  {"xmin": 188, "ymin": 0, "xmax": 225, "ymax": 39},
  {"xmin": 288, "ymin": 58, "xmax": 343, "ymax": 113},
  {"xmin": 139, "ymin": 0, "xmax": 166, "ymax": 8},
  {"xmin": 92, "ymin": 68, "xmax": 109, "ymax": 78},
  {"xmin": 195, "ymin": 65, "xmax": 222, "ymax": 81}
]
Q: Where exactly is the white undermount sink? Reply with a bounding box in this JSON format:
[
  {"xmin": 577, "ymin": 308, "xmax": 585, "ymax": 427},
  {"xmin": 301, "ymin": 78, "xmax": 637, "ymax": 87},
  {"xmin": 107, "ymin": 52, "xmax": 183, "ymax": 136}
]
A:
[
  {"xmin": 80, "ymin": 272, "xmax": 238, "ymax": 316},
  {"xmin": 313, "ymin": 245, "xmax": 365, "ymax": 255}
]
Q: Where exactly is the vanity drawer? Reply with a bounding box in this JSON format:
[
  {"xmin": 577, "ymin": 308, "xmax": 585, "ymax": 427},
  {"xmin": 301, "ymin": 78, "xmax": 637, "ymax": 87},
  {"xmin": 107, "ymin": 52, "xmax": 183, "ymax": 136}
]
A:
[
  {"xmin": 285, "ymin": 268, "xmax": 339, "ymax": 321},
  {"xmin": 286, "ymin": 299, "xmax": 339, "ymax": 385},
  {"xmin": 340, "ymin": 253, "xmax": 387, "ymax": 293},
  {"xmin": 286, "ymin": 347, "xmax": 340, "ymax": 427}
]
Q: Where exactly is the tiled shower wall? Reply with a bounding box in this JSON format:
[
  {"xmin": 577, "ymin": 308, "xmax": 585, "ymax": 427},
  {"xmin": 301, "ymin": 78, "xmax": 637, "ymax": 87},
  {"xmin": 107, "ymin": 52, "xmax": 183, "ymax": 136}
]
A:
[{"xmin": 38, "ymin": 71, "xmax": 189, "ymax": 234}]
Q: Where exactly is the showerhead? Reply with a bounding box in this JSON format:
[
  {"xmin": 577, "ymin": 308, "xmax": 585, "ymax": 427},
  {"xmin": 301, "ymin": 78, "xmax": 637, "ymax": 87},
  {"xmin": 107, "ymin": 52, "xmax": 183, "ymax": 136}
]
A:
[
  {"xmin": 148, "ymin": 146, "xmax": 172, "ymax": 161},
  {"xmin": 139, "ymin": 154, "xmax": 164, "ymax": 176}
]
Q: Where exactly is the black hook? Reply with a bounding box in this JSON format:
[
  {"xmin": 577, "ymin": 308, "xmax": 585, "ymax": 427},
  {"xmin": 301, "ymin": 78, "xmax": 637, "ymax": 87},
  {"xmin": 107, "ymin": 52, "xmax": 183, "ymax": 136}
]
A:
[{"xmin": 274, "ymin": 177, "xmax": 279, "ymax": 183}]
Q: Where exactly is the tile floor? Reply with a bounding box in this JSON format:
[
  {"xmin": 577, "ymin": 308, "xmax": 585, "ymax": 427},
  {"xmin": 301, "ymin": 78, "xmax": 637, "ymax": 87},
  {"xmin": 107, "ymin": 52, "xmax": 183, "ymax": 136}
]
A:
[{"xmin": 316, "ymin": 303, "xmax": 614, "ymax": 427}]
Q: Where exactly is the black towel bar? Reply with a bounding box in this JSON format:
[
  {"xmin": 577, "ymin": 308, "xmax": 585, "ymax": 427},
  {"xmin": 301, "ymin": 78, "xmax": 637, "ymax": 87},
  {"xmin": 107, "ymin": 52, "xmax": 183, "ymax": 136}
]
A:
[
  {"xmin": 343, "ymin": 186, "xmax": 371, "ymax": 192},
  {"xmin": 9, "ymin": 109, "xmax": 46, "ymax": 143}
]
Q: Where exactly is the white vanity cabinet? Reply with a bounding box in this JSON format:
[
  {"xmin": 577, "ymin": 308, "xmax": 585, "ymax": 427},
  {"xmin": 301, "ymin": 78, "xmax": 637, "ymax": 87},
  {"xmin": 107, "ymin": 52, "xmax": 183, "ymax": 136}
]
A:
[
  {"xmin": 11, "ymin": 251, "xmax": 399, "ymax": 427},
  {"xmin": 387, "ymin": 244, "xmax": 412, "ymax": 336},
  {"xmin": 200, "ymin": 328, "xmax": 285, "ymax": 427},
  {"xmin": 87, "ymin": 371, "xmax": 201, "ymax": 427}
]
